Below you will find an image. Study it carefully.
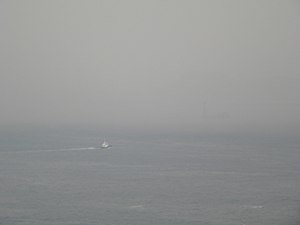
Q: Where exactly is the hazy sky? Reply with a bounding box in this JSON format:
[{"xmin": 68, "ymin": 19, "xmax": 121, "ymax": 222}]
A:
[{"xmin": 1, "ymin": 1, "xmax": 300, "ymax": 135}]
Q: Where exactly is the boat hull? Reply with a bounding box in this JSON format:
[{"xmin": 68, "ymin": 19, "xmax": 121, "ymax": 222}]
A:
[{"xmin": 101, "ymin": 145, "xmax": 112, "ymax": 149}]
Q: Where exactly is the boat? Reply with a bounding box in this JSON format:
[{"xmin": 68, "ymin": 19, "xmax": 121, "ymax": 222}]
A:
[{"xmin": 101, "ymin": 140, "xmax": 112, "ymax": 149}]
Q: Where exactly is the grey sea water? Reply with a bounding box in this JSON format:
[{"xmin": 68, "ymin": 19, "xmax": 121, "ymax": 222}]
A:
[{"xmin": 0, "ymin": 126, "xmax": 299, "ymax": 225}]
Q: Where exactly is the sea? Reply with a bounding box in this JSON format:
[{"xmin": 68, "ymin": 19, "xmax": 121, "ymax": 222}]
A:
[{"xmin": 0, "ymin": 125, "xmax": 299, "ymax": 225}]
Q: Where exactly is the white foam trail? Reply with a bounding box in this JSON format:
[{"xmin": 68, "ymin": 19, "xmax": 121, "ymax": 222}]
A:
[
  {"xmin": 243, "ymin": 205, "xmax": 263, "ymax": 209},
  {"xmin": 1, "ymin": 147, "xmax": 96, "ymax": 154}
]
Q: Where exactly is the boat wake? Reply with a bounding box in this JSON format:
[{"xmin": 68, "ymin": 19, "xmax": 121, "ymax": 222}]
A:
[
  {"xmin": 2, "ymin": 147, "xmax": 97, "ymax": 154},
  {"xmin": 243, "ymin": 205, "xmax": 263, "ymax": 209}
]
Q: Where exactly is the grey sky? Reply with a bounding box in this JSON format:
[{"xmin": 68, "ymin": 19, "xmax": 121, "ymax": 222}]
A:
[{"xmin": 1, "ymin": 1, "xmax": 300, "ymax": 135}]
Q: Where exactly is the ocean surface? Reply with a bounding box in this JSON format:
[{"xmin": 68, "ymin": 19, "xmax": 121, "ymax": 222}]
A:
[{"xmin": 0, "ymin": 125, "xmax": 299, "ymax": 225}]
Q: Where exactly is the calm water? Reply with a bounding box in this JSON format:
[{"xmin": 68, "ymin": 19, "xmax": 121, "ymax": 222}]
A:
[{"xmin": 0, "ymin": 126, "xmax": 299, "ymax": 225}]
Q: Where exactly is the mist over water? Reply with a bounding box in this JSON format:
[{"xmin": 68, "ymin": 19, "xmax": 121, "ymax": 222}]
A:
[
  {"xmin": 1, "ymin": 1, "xmax": 300, "ymax": 224},
  {"xmin": 1, "ymin": 1, "xmax": 300, "ymax": 136}
]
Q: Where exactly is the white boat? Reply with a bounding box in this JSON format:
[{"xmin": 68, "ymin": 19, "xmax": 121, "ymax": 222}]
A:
[{"xmin": 101, "ymin": 140, "xmax": 112, "ymax": 149}]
